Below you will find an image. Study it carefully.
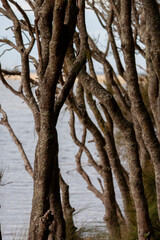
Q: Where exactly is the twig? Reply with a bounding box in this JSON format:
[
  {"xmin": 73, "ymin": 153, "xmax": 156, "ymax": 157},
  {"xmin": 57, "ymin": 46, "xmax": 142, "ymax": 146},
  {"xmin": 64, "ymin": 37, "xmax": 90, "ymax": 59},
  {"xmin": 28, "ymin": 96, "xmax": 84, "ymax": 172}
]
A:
[
  {"xmin": 0, "ymin": 181, "xmax": 13, "ymax": 186},
  {"xmin": 69, "ymin": 110, "xmax": 103, "ymax": 201},
  {"xmin": 35, "ymin": 17, "xmax": 42, "ymax": 71},
  {"xmin": 69, "ymin": 110, "xmax": 102, "ymax": 174},
  {"xmin": 97, "ymin": 177, "xmax": 104, "ymax": 193},
  {"xmin": 0, "ymin": 65, "xmax": 29, "ymax": 104},
  {"xmin": 25, "ymin": 0, "xmax": 35, "ymax": 10}
]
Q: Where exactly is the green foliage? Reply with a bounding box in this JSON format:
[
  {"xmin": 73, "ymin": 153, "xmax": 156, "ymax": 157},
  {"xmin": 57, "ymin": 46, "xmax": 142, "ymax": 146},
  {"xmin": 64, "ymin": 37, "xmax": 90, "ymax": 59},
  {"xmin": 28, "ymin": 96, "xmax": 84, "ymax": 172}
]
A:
[
  {"xmin": 77, "ymin": 225, "xmax": 108, "ymax": 240},
  {"xmin": 143, "ymin": 162, "xmax": 160, "ymax": 240},
  {"xmin": 65, "ymin": 218, "xmax": 78, "ymax": 240},
  {"xmin": 12, "ymin": 228, "xmax": 28, "ymax": 240}
]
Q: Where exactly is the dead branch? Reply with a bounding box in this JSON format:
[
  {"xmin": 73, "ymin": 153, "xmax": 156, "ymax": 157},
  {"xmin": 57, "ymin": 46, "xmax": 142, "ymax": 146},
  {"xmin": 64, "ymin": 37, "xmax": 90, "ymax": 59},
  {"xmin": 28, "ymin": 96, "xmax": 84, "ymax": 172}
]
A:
[{"xmin": 0, "ymin": 106, "xmax": 34, "ymax": 178}]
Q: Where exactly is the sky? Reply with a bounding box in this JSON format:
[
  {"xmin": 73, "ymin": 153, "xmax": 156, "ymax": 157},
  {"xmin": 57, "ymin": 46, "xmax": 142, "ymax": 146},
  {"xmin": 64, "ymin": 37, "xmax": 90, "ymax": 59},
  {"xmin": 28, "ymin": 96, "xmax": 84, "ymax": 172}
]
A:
[{"xmin": 0, "ymin": 0, "xmax": 146, "ymax": 74}]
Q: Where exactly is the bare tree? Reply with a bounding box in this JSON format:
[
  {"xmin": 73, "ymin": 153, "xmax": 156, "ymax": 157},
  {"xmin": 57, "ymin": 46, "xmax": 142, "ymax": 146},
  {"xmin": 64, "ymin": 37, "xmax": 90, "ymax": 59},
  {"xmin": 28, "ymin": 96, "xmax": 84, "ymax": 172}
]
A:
[
  {"xmin": 0, "ymin": 0, "xmax": 86, "ymax": 239},
  {"xmin": 1, "ymin": 0, "xmax": 160, "ymax": 239},
  {"xmin": 61, "ymin": 0, "xmax": 160, "ymax": 239}
]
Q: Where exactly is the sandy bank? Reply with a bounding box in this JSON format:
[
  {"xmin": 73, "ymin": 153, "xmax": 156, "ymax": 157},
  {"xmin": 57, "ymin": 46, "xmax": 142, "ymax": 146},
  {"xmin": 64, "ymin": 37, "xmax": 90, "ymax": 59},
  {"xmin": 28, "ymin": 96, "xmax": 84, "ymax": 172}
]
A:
[{"xmin": 5, "ymin": 73, "xmax": 126, "ymax": 84}]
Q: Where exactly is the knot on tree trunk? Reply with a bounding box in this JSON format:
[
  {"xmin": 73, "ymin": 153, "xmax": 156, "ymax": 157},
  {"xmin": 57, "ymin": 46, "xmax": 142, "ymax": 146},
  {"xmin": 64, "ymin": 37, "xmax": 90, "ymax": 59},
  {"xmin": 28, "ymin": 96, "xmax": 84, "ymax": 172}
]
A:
[{"xmin": 41, "ymin": 210, "xmax": 54, "ymax": 229}]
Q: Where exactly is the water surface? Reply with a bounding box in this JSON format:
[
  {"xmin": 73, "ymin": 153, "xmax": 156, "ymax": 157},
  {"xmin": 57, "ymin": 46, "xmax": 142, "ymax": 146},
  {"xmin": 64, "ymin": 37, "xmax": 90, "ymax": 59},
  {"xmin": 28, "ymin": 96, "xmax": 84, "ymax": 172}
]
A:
[{"xmin": 0, "ymin": 80, "xmax": 119, "ymax": 239}]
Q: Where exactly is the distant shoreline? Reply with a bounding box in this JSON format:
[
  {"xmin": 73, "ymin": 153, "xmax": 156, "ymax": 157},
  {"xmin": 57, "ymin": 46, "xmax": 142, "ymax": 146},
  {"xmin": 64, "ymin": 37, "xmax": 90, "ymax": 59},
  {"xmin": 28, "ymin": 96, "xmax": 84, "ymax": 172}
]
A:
[{"xmin": 5, "ymin": 73, "xmax": 126, "ymax": 84}]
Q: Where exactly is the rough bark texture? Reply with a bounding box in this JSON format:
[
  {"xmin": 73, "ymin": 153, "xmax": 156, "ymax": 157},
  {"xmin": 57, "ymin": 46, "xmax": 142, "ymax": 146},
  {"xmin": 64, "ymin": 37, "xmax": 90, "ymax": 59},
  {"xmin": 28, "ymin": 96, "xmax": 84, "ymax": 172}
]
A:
[
  {"xmin": 143, "ymin": 0, "xmax": 160, "ymax": 80},
  {"xmin": 79, "ymin": 72, "xmax": 153, "ymax": 240},
  {"xmin": 67, "ymin": 93, "xmax": 121, "ymax": 239},
  {"xmin": 120, "ymin": 0, "xmax": 160, "ymax": 227},
  {"xmin": 28, "ymin": 1, "xmax": 81, "ymax": 238}
]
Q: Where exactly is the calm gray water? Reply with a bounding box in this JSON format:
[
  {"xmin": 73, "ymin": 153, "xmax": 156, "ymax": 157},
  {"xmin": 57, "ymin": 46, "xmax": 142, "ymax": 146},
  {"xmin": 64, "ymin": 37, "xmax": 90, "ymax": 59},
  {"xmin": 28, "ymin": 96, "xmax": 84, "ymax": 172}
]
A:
[{"xmin": 0, "ymin": 80, "xmax": 120, "ymax": 239}]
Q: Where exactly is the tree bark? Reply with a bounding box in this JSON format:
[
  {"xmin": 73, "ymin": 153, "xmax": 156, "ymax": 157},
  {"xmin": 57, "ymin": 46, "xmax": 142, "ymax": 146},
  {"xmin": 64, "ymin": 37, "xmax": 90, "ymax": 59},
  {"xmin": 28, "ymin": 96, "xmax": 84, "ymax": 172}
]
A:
[
  {"xmin": 28, "ymin": 1, "xmax": 79, "ymax": 239},
  {"xmin": 77, "ymin": 69, "xmax": 153, "ymax": 240},
  {"xmin": 85, "ymin": 90, "xmax": 135, "ymax": 228},
  {"xmin": 142, "ymin": 0, "xmax": 160, "ymax": 80},
  {"xmin": 28, "ymin": 111, "xmax": 65, "ymax": 239},
  {"xmin": 67, "ymin": 83, "xmax": 121, "ymax": 239},
  {"xmin": 120, "ymin": 0, "xmax": 160, "ymax": 225}
]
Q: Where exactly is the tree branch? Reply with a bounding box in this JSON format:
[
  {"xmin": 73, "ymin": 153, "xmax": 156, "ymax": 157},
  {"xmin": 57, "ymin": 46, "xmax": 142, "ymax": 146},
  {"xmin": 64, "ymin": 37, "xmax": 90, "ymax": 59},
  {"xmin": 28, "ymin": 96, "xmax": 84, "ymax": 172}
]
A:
[
  {"xmin": 69, "ymin": 110, "xmax": 102, "ymax": 175},
  {"xmin": 0, "ymin": 106, "xmax": 34, "ymax": 178},
  {"xmin": 69, "ymin": 111, "xmax": 103, "ymax": 201}
]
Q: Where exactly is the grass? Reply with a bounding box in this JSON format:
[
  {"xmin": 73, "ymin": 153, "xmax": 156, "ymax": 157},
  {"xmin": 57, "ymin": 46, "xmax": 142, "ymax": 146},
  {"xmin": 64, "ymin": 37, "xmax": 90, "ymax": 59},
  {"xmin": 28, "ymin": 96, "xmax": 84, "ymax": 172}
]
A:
[
  {"xmin": 7, "ymin": 225, "xmax": 107, "ymax": 240},
  {"xmin": 2, "ymin": 161, "xmax": 160, "ymax": 240},
  {"xmin": 143, "ymin": 163, "xmax": 160, "ymax": 240},
  {"xmin": 0, "ymin": 168, "xmax": 3, "ymax": 185},
  {"xmin": 77, "ymin": 226, "xmax": 107, "ymax": 240},
  {"xmin": 0, "ymin": 167, "xmax": 3, "ymax": 240}
]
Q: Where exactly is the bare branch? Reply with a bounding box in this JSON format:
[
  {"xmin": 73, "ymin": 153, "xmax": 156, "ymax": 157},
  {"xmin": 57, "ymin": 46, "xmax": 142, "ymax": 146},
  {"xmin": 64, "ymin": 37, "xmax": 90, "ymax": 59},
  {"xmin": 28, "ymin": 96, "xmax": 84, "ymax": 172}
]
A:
[
  {"xmin": 69, "ymin": 110, "xmax": 103, "ymax": 201},
  {"xmin": 54, "ymin": 49, "xmax": 86, "ymax": 120},
  {"xmin": 0, "ymin": 65, "xmax": 28, "ymax": 102},
  {"xmin": 34, "ymin": 17, "xmax": 42, "ymax": 74},
  {"xmin": 8, "ymin": 0, "xmax": 35, "ymax": 54},
  {"xmin": 0, "ymin": 38, "xmax": 19, "ymax": 52},
  {"xmin": 69, "ymin": 110, "xmax": 102, "ymax": 175},
  {"xmin": 0, "ymin": 7, "xmax": 8, "ymax": 18},
  {"xmin": 106, "ymin": 9, "xmax": 125, "ymax": 76},
  {"xmin": 97, "ymin": 177, "xmax": 104, "ymax": 193},
  {"xmin": 86, "ymin": 0, "xmax": 107, "ymax": 29},
  {"xmin": 108, "ymin": 0, "xmax": 120, "ymax": 17},
  {"xmin": 25, "ymin": 0, "xmax": 35, "ymax": 10},
  {"xmin": 1, "ymin": 0, "xmax": 24, "ymax": 51},
  {"xmin": 0, "ymin": 46, "xmax": 14, "ymax": 57},
  {"xmin": 0, "ymin": 106, "xmax": 34, "ymax": 178}
]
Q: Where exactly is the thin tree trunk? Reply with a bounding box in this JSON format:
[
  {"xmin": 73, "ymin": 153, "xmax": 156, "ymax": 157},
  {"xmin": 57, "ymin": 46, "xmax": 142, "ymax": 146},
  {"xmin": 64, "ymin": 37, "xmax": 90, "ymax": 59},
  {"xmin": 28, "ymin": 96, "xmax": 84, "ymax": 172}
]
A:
[
  {"xmin": 59, "ymin": 173, "xmax": 77, "ymax": 240},
  {"xmin": 77, "ymin": 69, "xmax": 153, "ymax": 240},
  {"xmin": 145, "ymin": 32, "xmax": 160, "ymax": 141},
  {"xmin": 49, "ymin": 157, "xmax": 66, "ymax": 240},
  {"xmin": 142, "ymin": 0, "xmax": 160, "ymax": 80},
  {"xmin": 67, "ymin": 86, "xmax": 121, "ymax": 239},
  {"xmin": 120, "ymin": 0, "xmax": 160, "ymax": 223},
  {"xmin": 85, "ymin": 91, "xmax": 135, "ymax": 228}
]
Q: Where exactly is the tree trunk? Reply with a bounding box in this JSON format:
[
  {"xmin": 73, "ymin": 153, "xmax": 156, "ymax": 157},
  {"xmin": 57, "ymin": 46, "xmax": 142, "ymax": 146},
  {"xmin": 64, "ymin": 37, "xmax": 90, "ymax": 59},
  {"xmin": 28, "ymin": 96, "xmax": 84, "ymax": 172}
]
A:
[
  {"xmin": 77, "ymin": 69, "xmax": 153, "ymax": 240},
  {"xmin": 59, "ymin": 173, "xmax": 77, "ymax": 240},
  {"xmin": 67, "ymin": 84, "xmax": 121, "ymax": 239},
  {"xmin": 120, "ymin": 0, "xmax": 160, "ymax": 224},
  {"xmin": 28, "ymin": 109, "xmax": 65, "ymax": 240},
  {"xmin": 85, "ymin": 90, "xmax": 135, "ymax": 229},
  {"xmin": 142, "ymin": 0, "xmax": 160, "ymax": 80},
  {"xmin": 145, "ymin": 31, "xmax": 160, "ymax": 141}
]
